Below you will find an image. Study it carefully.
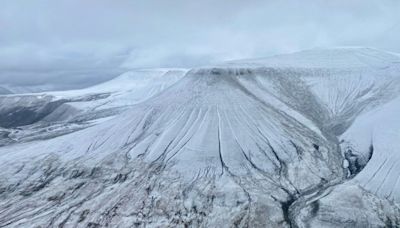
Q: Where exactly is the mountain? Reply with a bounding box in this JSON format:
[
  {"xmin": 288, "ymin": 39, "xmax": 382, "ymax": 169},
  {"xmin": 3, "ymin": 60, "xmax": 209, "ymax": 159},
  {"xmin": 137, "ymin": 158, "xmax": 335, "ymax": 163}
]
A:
[{"xmin": 0, "ymin": 48, "xmax": 399, "ymax": 227}]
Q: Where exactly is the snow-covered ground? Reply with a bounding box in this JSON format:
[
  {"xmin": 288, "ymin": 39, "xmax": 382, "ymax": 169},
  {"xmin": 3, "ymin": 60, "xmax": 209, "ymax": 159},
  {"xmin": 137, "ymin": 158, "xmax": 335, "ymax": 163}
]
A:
[{"xmin": 0, "ymin": 48, "xmax": 399, "ymax": 227}]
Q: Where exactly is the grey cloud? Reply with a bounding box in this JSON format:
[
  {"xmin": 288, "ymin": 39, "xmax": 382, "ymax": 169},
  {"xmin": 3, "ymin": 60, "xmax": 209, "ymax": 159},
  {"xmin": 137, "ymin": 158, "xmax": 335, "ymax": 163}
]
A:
[{"xmin": 0, "ymin": 0, "xmax": 400, "ymax": 89}]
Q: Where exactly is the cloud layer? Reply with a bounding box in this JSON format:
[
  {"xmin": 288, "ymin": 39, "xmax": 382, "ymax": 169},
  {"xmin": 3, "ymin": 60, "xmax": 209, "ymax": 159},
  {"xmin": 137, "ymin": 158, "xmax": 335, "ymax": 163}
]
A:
[{"xmin": 0, "ymin": 0, "xmax": 399, "ymax": 88}]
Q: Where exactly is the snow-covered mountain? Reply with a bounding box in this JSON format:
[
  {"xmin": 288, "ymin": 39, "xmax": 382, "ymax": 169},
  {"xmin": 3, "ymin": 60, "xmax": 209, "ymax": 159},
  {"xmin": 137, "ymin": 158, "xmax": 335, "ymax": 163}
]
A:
[{"xmin": 0, "ymin": 48, "xmax": 399, "ymax": 227}]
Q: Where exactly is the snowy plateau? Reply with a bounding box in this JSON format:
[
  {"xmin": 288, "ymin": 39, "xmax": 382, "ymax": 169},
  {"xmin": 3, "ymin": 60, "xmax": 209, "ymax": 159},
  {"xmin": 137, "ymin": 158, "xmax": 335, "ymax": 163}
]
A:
[{"xmin": 0, "ymin": 47, "xmax": 400, "ymax": 227}]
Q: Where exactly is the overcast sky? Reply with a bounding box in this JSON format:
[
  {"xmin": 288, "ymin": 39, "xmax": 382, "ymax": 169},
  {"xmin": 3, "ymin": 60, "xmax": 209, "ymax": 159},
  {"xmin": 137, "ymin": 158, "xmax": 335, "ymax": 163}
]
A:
[{"xmin": 1, "ymin": 0, "xmax": 400, "ymax": 89}]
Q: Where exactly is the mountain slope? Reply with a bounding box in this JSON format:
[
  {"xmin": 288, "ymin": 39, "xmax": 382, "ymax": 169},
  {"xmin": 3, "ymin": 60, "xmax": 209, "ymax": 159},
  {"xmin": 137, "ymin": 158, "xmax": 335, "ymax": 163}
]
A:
[{"xmin": 0, "ymin": 67, "xmax": 344, "ymax": 227}]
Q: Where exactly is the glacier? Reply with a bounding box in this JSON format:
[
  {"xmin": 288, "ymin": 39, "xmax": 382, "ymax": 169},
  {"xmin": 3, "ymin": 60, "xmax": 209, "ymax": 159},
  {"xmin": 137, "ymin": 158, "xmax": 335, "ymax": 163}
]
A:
[{"xmin": 0, "ymin": 47, "xmax": 399, "ymax": 227}]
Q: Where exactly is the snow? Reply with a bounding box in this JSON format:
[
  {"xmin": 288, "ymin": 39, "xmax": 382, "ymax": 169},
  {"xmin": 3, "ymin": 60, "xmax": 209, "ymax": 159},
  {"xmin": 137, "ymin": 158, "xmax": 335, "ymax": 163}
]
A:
[{"xmin": 0, "ymin": 48, "xmax": 399, "ymax": 227}]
